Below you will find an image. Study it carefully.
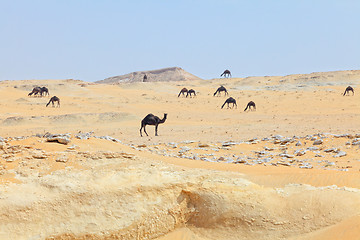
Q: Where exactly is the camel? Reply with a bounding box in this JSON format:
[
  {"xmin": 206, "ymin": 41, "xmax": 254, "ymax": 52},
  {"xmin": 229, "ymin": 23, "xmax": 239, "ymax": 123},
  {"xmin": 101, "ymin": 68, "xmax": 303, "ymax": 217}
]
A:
[
  {"xmin": 244, "ymin": 101, "xmax": 256, "ymax": 111},
  {"xmin": 140, "ymin": 113, "xmax": 167, "ymax": 137},
  {"xmin": 143, "ymin": 74, "xmax": 148, "ymax": 82},
  {"xmin": 221, "ymin": 97, "xmax": 237, "ymax": 109},
  {"xmin": 186, "ymin": 89, "xmax": 196, "ymax": 98},
  {"xmin": 213, "ymin": 86, "xmax": 229, "ymax": 96},
  {"xmin": 343, "ymin": 86, "xmax": 354, "ymax": 96},
  {"xmin": 40, "ymin": 87, "xmax": 49, "ymax": 96},
  {"xmin": 178, "ymin": 88, "xmax": 188, "ymax": 97},
  {"xmin": 28, "ymin": 87, "xmax": 42, "ymax": 96},
  {"xmin": 220, "ymin": 69, "xmax": 232, "ymax": 78},
  {"xmin": 46, "ymin": 96, "xmax": 60, "ymax": 107}
]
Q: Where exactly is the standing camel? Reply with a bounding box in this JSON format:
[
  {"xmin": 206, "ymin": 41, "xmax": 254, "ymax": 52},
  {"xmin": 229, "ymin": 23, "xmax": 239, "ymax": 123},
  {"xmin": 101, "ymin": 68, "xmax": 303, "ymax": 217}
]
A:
[
  {"xmin": 28, "ymin": 87, "xmax": 42, "ymax": 96},
  {"xmin": 186, "ymin": 89, "xmax": 196, "ymax": 98},
  {"xmin": 343, "ymin": 86, "xmax": 354, "ymax": 96},
  {"xmin": 140, "ymin": 113, "xmax": 167, "ymax": 137},
  {"xmin": 213, "ymin": 86, "xmax": 229, "ymax": 96},
  {"xmin": 221, "ymin": 97, "xmax": 237, "ymax": 109},
  {"xmin": 46, "ymin": 96, "xmax": 60, "ymax": 107},
  {"xmin": 178, "ymin": 88, "xmax": 188, "ymax": 97},
  {"xmin": 143, "ymin": 74, "xmax": 148, "ymax": 82},
  {"xmin": 220, "ymin": 70, "xmax": 232, "ymax": 78},
  {"xmin": 244, "ymin": 101, "xmax": 256, "ymax": 111}
]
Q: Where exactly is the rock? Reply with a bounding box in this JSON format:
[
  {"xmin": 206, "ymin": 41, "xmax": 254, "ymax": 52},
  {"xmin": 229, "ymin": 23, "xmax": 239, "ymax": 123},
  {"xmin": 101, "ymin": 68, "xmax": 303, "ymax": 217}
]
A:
[
  {"xmin": 46, "ymin": 133, "xmax": 71, "ymax": 145},
  {"xmin": 56, "ymin": 156, "xmax": 68, "ymax": 163},
  {"xmin": 295, "ymin": 141, "xmax": 302, "ymax": 146},
  {"xmin": 222, "ymin": 142, "xmax": 237, "ymax": 147},
  {"xmin": 179, "ymin": 146, "xmax": 191, "ymax": 153},
  {"xmin": 279, "ymin": 153, "xmax": 294, "ymax": 158},
  {"xmin": 294, "ymin": 150, "xmax": 306, "ymax": 156},
  {"xmin": 167, "ymin": 142, "xmax": 178, "ymax": 148},
  {"xmin": 315, "ymin": 154, "xmax": 324, "ymax": 157},
  {"xmin": 324, "ymin": 148, "xmax": 339, "ymax": 153},
  {"xmin": 248, "ymin": 138, "xmax": 258, "ymax": 142},
  {"xmin": 299, "ymin": 163, "xmax": 313, "ymax": 169},
  {"xmin": 333, "ymin": 134, "xmax": 350, "ymax": 138},
  {"xmin": 75, "ymin": 132, "xmax": 93, "ymax": 140},
  {"xmin": 96, "ymin": 136, "xmax": 121, "ymax": 143},
  {"xmin": 313, "ymin": 139, "xmax": 323, "ymax": 145},
  {"xmin": 264, "ymin": 146, "xmax": 275, "ymax": 151},
  {"xmin": 67, "ymin": 145, "xmax": 78, "ymax": 150},
  {"xmin": 32, "ymin": 151, "xmax": 47, "ymax": 159},
  {"xmin": 280, "ymin": 138, "xmax": 292, "ymax": 145},
  {"xmin": 235, "ymin": 158, "xmax": 247, "ymax": 164},
  {"xmin": 198, "ymin": 143, "xmax": 210, "ymax": 148},
  {"xmin": 333, "ymin": 151, "xmax": 347, "ymax": 158},
  {"xmin": 307, "ymin": 147, "xmax": 319, "ymax": 151},
  {"xmin": 137, "ymin": 144, "xmax": 147, "ymax": 148},
  {"xmin": 351, "ymin": 139, "xmax": 360, "ymax": 145},
  {"xmin": 277, "ymin": 162, "xmax": 291, "ymax": 167}
]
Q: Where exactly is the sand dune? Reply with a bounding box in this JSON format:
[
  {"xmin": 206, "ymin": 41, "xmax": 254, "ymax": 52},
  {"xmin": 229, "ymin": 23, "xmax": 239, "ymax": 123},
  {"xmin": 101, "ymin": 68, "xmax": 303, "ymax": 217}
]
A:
[{"xmin": 0, "ymin": 70, "xmax": 359, "ymax": 239}]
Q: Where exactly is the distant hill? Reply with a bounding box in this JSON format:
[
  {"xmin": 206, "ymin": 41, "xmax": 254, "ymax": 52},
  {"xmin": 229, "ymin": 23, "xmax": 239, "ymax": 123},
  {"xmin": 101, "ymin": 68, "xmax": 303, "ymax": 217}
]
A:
[{"xmin": 96, "ymin": 67, "xmax": 202, "ymax": 84}]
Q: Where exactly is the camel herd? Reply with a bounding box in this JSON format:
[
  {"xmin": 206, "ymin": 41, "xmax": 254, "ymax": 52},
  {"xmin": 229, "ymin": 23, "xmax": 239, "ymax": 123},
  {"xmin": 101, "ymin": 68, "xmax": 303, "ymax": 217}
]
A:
[
  {"xmin": 26, "ymin": 70, "xmax": 355, "ymax": 137},
  {"xmin": 140, "ymin": 70, "xmax": 355, "ymax": 137},
  {"xmin": 28, "ymin": 87, "xmax": 60, "ymax": 108}
]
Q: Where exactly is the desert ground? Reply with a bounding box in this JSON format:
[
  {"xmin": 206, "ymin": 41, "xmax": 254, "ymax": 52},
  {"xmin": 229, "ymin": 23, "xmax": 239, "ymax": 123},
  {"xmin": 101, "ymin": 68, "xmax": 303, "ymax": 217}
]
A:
[{"xmin": 0, "ymin": 70, "xmax": 359, "ymax": 239}]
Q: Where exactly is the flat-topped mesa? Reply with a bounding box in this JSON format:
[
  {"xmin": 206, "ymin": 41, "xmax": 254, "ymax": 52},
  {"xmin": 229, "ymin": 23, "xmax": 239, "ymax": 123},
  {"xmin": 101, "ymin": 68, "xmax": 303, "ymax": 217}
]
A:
[{"xmin": 96, "ymin": 67, "xmax": 202, "ymax": 84}]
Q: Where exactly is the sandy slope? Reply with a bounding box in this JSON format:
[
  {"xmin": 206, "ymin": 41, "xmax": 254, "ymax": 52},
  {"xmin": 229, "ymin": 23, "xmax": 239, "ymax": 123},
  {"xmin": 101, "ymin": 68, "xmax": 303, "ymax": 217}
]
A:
[{"xmin": 0, "ymin": 70, "xmax": 359, "ymax": 239}]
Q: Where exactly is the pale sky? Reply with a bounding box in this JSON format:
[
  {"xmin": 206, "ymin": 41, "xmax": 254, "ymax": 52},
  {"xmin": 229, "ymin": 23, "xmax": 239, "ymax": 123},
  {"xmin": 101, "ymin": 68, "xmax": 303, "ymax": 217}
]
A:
[{"xmin": 1, "ymin": 0, "xmax": 359, "ymax": 81}]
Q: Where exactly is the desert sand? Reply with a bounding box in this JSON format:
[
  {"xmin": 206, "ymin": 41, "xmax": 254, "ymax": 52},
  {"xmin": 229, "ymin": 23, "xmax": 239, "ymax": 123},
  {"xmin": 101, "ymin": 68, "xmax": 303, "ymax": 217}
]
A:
[{"xmin": 0, "ymin": 70, "xmax": 359, "ymax": 239}]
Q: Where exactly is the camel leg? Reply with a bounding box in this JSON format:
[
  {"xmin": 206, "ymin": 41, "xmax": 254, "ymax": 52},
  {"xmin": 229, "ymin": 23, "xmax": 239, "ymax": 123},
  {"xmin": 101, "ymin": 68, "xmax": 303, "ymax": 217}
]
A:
[
  {"xmin": 155, "ymin": 124, "xmax": 158, "ymax": 136},
  {"xmin": 234, "ymin": 103, "xmax": 237, "ymax": 109},
  {"xmin": 140, "ymin": 126, "xmax": 143, "ymax": 137},
  {"xmin": 143, "ymin": 125, "xmax": 149, "ymax": 136}
]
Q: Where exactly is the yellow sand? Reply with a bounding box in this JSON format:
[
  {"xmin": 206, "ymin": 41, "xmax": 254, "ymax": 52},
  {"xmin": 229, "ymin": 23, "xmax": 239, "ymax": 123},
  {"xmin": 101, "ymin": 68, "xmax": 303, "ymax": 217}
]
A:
[{"xmin": 0, "ymin": 70, "xmax": 359, "ymax": 239}]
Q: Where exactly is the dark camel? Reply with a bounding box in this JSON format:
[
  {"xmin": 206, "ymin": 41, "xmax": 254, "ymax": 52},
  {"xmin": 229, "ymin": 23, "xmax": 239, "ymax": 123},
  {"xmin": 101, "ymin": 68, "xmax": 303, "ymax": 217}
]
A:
[
  {"xmin": 244, "ymin": 101, "xmax": 256, "ymax": 111},
  {"xmin": 46, "ymin": 96, "xmax": 60, "ymax": 107},
  {"xmin": 140, "ymin": 113, "xmax": 167, "ymax": 137},
  {"xmin": 186, "ymin": 89, "xmax": 196, "ymax": 98},
  {"xmin": 178, "ymin": 88, "xmax": 188, "ymax": 97},
  {"xmin": 28, "ymin": 87, "xmax": 42, "ymax": 96},
  {"xmin": 221, "ymin": 97, "xmax": 237, "ymax": 109},
  {"xmin": 343, "ymin": 86, "xmax": 354, "ymax": 96},
  {"xmin": 213, "ymin": 86, "xmax": 229, "ymax": 96},
  {"xmin": 143, "ymin": 74, "xmax": 148, "ymax": 82},
  {"xmin": 220, "ymin": 70, "xmax": 231, "ymax": 78},
  {"xmin": 40, "ymin": 87, "xmax": 49, "ymax": 96}
]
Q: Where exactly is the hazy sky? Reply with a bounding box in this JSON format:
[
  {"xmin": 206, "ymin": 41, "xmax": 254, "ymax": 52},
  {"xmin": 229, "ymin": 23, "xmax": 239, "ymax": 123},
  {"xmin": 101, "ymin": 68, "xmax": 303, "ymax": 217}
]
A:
[{"xmin": 1, "ymin": 0, "xmax": 359, "ymax": 81}]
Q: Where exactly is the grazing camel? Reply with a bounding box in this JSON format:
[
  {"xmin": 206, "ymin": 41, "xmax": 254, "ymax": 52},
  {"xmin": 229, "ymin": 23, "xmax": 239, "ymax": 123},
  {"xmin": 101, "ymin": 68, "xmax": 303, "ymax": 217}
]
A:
[
  {"xmin": 140, "ymin": 113, "xmax": 167, "ymax": 137},
  {"xmin": 178, "ymin": 88, "xmax": 188, "ymax": 97},
  {"xmin": 186, "ymin": 89, "xmax": 196, "ymax": 98},
  {"xmin": 220, "ymin": 69, "xmax": 232, "ymax": 78},
  {"xmin": 28, "ymin": 87, "xmax": 42, "ymax": 96},
  {"xmin": 221, "ymin": 97, "xmax": 237, "ymax": 109},
  {"xmin": 213, "ymin": 86, "xmax": 229, "ymax": 96},
  {"xmin": 40, "ymin": 87, "xmax": 49, "ymax": 96},
  {"xmin": 244, "ymin": 101, "xmax": 256, "ymax": 111},
  {"xmin": 46, "ymin": 96, "xmax": 60, "ymax": 107},
  {"xmin": 143, "ymin": 74, "xmax": 148, "ymax": 82},
  {"xmin": 343, "ymin": 86, "xmax": 354, "ymax": 96}
]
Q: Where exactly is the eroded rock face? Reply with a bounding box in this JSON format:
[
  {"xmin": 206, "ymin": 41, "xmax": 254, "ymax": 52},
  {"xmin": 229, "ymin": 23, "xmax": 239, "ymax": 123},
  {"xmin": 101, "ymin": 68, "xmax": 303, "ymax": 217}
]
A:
[{"xmin": 96, "ymin": 67, "xmax": 203, "ymax": 84}]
